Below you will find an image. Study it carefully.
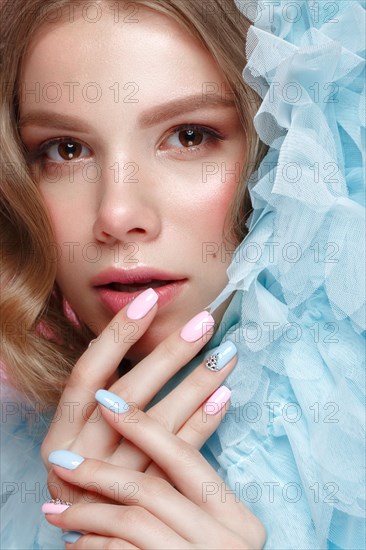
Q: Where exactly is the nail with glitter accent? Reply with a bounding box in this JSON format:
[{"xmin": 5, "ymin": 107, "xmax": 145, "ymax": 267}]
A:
[
  {"xmin": 126, "ymin": 288, "xmax": 158, "ymax": 320},
  {"xmin": 205, "ymin": 340, "xmax": 237, "ymax": 371},
  {"xmin": 180, "ymin": 311, "xmax": 215, "ymax": 342},
  {"xmin": 204, "ymin": 385, "xmax": 232, "ymax": 415},
  {"xmin": 48, "ymin": 450, "xmax": 85, "ymax": 470},
  {"xmin": 42, "ymin": 499, "xmax": 71, "ymax": 515},
  {"xmin": 62, "ymin": 531, "xmax": 82, "ymax": 544},
  {"xmin": 95, "ymin": 389, "xmax": 129, "ymax": 414}
]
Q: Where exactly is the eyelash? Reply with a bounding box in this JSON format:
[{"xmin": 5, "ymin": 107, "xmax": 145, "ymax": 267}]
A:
[
  {"xmin": 25, "ymin": 124, "xmax": 225, "ymax": 165},
  {"xmin": 161, "ymin": 124, "xmax": 225, "ymax": 154},
  {"xmin": 25, "ymin": 139, "xmax": 91, "ymax": 165}
]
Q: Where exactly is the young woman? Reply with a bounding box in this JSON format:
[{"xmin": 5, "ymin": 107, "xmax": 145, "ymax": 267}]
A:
[{"xmin": 1, "ymin": 0, "xmax": 364, "ymax": 548}]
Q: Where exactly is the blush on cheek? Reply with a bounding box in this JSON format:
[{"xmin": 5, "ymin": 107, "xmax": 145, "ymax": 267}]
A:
[{"xmin": 204, "ymin": 177, "xmax": 238, "ymax": 228}]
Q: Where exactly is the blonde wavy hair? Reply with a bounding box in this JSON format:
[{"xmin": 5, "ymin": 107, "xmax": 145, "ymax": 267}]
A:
[{"xmin": 0, "ymin": 0, "xmax": 266, "ymax": 408}]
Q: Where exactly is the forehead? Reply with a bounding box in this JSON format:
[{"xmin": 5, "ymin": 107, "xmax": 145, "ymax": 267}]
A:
[{"xmin": 20, "ymin": 4, "xmax": 227, "ymax": 111}]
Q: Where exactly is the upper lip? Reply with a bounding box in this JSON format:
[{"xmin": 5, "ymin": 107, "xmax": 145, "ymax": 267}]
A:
[{"xmin": 91, "ymin": 267, "xmax": 186, "ymax": 287}]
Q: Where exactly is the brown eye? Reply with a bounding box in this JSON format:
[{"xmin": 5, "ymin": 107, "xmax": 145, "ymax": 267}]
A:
[
  {"xmin": 160, "ymin": 125, "xmax": 223, "ymax": 156},
  {"xmin": 57, "ymin": 141, "xmax": 83, "ymax": 160},
  {"xmin": 28, "ymin": 138, "xmax": 92, "ymax": 165},
  {"xmin": 178, "ymin": 129, "xmax": 204, "ymax": 147}
]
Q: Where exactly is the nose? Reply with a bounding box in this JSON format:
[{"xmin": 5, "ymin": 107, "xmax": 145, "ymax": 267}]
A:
[{"xmin": 93, "ymin": 175, "xmax": 161, "ymax": 246}]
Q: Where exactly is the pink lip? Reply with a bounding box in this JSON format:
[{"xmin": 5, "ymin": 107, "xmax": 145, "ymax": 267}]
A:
[
  {"xmin": 91, "ymin": 267, "xmax": 185, "ymax": 287},
  {"xmin": 92, "ymin": 267, "xmax": 187, "ymax": 315}
]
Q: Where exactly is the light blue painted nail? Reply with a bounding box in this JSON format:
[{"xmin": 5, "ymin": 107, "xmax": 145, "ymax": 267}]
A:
[
  {"xmin": 48, "ymin": 450, "xmax": 85, "ymax": 470},
  {"xmin": 95, "ymin": 389, "xmax": 129, "ymax": 414},
  {"xmin": 205, "ymin": 340, "xmax": 237, "ymax": 371},
  {"xmin": 62, "ymin": 531, "xmax": 82, "ymax": 544}
]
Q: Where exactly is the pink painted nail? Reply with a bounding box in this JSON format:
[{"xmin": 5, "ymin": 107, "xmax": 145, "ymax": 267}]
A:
[
  {"xmin": 126, "ymin": 288, "xmax": 158, "ymax": 320},
  {"xmin": 42, "ymin": 499, "xmax": 71, "ymax": 514},
  {"xmin": 204, "ymin": 385, "xmax": 231, "ymax": 415},
  {"xmin": 180, "ymin": 311, "xmax": 215, "ymax": 343}
]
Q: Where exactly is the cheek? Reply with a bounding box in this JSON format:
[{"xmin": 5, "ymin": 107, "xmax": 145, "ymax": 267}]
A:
[
  {"xmin": 193, "ymin": 172, "xmax": 239, "ymax": 269},
  {"xmin": 40, "ymin": 193, "xmax": 64, "ymax": 243},
  {"xmin": 166, "ymin": 183, "xmax": 237, "ymax": 278},
  {"xmin": 41, "ymin": 189, "xmax": 85, "ymax": 244},
  {"xmin": 40, "ymin": 192, "xmax": 88, "ymax": 284},
  {"xmin": 188, "ymin": 170, "xmax": 238, "ymax": 241}
]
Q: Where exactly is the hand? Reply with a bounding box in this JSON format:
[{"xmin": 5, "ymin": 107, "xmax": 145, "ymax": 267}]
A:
[
  {"xmin": 45, "ymin": 394, "xmax": 266, "ymax": 549},
  {"xmin": 41, "ymin": 289, "xmax": 238, "ymax": 503}
]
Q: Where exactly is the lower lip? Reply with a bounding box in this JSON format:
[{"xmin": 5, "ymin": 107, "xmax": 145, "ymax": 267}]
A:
[{"xmin": 96, "ymin": 280, "xmax": 187, "ymax": 315}]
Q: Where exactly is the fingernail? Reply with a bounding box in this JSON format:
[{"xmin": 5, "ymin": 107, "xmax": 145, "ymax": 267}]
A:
[
  {"xmin": 42, "ymin": 499, "xmax": 71, "ymax": 514},
  {"xmin": 204, "ymin": 385, "xmax": 231, "ymax": 415},
  {"xmin": 126, "ymin": 288, "xmax": 158, "ymax": 320},
  {"xmin": 48, "ymin": 450, "xmax": 85, "ymax": 470},
  {"xmin": 205, "ymin": 340, "xmax": 237, "ymax": 371},
  {"xmin": 62, "ymin": 531, "xmax": 82, "ymax": 544},
  {"xmin": 180, "ymin": 311, "xmax": 215, "ymax": 342},
  {"xmin": 95, "ymin": 389, "xmax": 129, "ymax": 414}
]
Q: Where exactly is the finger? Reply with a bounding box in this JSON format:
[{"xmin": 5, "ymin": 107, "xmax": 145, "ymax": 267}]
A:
[
  {"xmin": 148, "ymin": 340, "xmax": 237, "ymax": 432},
  {"xmin": 47, "ymin": 469, "xmax": 83, "ymax": 503},
  {"xmin": 94, "ymin": 392, "xmax": 258, "ymax": 537},
  {"xmin": 47, "ymin": 457, "xmax": 228, "ymax": 545},
  {"xmin": 176, "ymin": 387, "xmax": 231, "ymax": 448},
  {"xmin": 108, "ymin": 336, "xmax": 233, "ymax": 470},
  {"xmin": 63, "ymin": 533, "xmax": 138, "ymax": 549},
  {"xmin": 46, "ymin": 503, "xmax": 189, "ymax": 550},
  {"xmin": 78, "ymin": 310, "xmax": 215, "ymax": 458},
  {"xmin": 48, "ymin": 386, "xmax": 241, "ymax": 544},
  {"xmin": 108, "ymin": 374, "xmax": 228, "ymax": 475},
  {"xmin": 42, "ymin": 289, "xmax": 158, "ymax": 454},
  {"xmin": 47, "ymin": 469, "xmax": 115, "ymax": 506},
  {"xmin": 109, "ymin": 310, "xmax": 215, "ymax": 409},
  {"xmin": 145, "ymin": 390, "xmax": 231, "ymax": 478},
  {"xmin": 95, "ymin": 393, "xmax": 227, "ymax": 497}
]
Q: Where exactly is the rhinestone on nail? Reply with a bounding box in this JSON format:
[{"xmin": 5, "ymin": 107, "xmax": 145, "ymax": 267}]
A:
[
  {"xmin": 205, "ymin": 353, "xmax": 219, "ymax": 371},
  {"xmin": 48, "ymin": 498, "xmax": 72, "ymax": 506}
]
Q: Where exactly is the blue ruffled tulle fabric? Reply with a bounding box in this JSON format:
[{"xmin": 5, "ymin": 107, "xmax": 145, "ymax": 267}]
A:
[
  {"xmin": 1, "ymin": 1, "xmax": 365, "ymax": 548},
  {"xmin": 205, "ymin": 1, "xmax": 365, "ymax": 548},
  {"xmin": 0, "ymin": 383, "xmax": 64, "ymax": 549}
]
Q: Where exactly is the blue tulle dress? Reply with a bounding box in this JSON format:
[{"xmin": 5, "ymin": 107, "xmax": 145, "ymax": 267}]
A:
[{"xmin": 1, "ymin": 0, "xmax": 365, "ymax": 548}]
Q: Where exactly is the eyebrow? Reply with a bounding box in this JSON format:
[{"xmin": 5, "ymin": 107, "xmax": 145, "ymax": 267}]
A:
[
  {"xmin": 18, "ymin": 94, "xmax": 235, "ymax": 132},
  {"xmin": 19, "ymin": 111, "xmax": 92, "ymax": 133},
  {"xmin": 139, "ymin": 94, "xmax": 235, "ymax": 128}
]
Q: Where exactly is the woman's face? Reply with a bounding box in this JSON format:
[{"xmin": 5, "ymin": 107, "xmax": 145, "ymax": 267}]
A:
[{"xmin": 19, "ymin": 4, "xmax": 246, "ymax": 360}]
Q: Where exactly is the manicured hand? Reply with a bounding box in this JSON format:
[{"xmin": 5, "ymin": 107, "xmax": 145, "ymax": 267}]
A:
[
  {"xmin": 44, "ymin": 395, "xmax": 266, "ymax": 549},
  {"xmin": 41, "ymin": 289, "xmax": 238, "ymax": 503}
]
